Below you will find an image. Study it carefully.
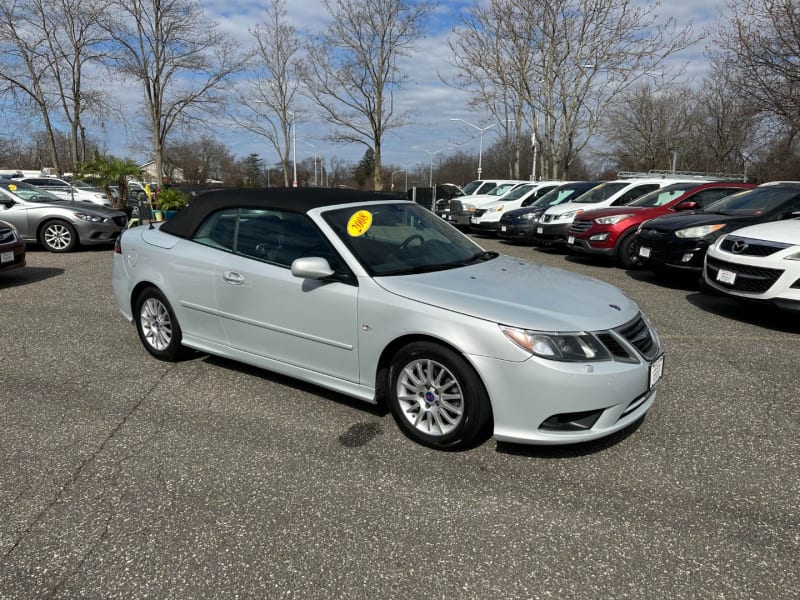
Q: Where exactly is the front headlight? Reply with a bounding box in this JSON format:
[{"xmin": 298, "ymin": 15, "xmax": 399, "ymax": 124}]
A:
[
  {"xmin": 785, "ymin": 251, "xmax": 800, "ymax": 261},
  {"xmin": 522, "ymin": 212, "xmax": 538, "ymax": 221},
  {"xmin": 492, "ymin": 205, "xmax": 504, "ymax": 212},
  {"xmin": 675, "ymin": 224, "xmax": 726, "ymax": 238},
  {"xmin": 463, "ymin": 204, "xmax": 476, "ymax": 212},
  {"xmin": 595, "ymin": 214, "xmax": 632, "ymax": 225},
  {"xmin": 73, "ymin": 213, "xmax": 107, "ymax": 223},
  {"xmin": 500, "ymin": 326, "xmax": 611, "ymax": 362},
  {"xmin": 558, "ymin": 209, "xmax": 582, "ymax": 221}
]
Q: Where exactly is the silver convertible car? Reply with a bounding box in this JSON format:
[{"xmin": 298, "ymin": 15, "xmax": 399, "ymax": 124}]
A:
[
  {"xmin": 0, "ymin": 179, "xmax": 127, "ymax": 252},
  {"xmin": 112, "ymin": 188, "xmax": 664, "ymax": 449}
]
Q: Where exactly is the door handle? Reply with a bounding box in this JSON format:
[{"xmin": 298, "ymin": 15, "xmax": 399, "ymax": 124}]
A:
[{"xmin": 222, "ymin": 271, "xmax": 245, "ymax": 285}]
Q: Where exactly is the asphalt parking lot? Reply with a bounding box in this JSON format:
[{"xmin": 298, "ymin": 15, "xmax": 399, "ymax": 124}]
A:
[{"xmin": 1, "ymin": 236, "xmax": 798, "ymax": 599}]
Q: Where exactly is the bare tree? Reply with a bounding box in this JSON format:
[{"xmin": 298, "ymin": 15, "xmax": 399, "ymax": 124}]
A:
[
  {"xmin": 0, "ymin": 0, "xmax": 113, "ymax": 174},
  {"xmin": 598, "ymin": 83, "xmax": 696, "ymax": 172},
  {"xmin": 718, "ymin": 0, "xmax": 800, "ymax": 141},
  {"xmin": 302, "ymin": 0, "xmax": 431, "ymax": 190},
  {"xmin": 166, "ymin": 135, "xmax": 236, "ymax": 184},
  {"xmin": 449, "ymin": 0, "xmax": 698, "ymax": 180},
  {"xmin": 231, "ymin": 0, "xmax": 302, "ymax": 187},
  {"xmin": 103, "ymin": 0, "xmax": 244, "ymax": 185}
]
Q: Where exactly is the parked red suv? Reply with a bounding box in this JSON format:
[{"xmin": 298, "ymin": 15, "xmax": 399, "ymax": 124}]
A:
[{"xmin": 565, "ymin": 182, "xmax": 755, "ymax": 267}]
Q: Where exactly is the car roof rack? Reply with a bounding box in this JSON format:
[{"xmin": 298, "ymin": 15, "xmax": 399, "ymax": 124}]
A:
[{"xmin": 616, "ymin": 170, "xmax": 746, "ymax": 182}]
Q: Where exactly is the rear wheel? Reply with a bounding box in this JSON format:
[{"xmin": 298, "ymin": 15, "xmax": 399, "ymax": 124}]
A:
[
  {"xmin": 387, "ymin": 342, "xmax": 492, "ymax": 449},
  {"xmin": 134, "ymin": 287, "xmax": 186, "ymax": 361}
]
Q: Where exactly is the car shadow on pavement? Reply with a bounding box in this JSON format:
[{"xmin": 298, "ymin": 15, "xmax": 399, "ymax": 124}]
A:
[
  {"xmin": 685, "ymin": 291, "xmax": 800, "ymax": 333},
  {"xmin": 494, "ymin": 416, "xmax": 645, "ymax": 458},
  {"xmin": 625, "ymin": 268, "xmax": 702, "ymax": 291},
  {"xmin": 201, "ymin": 354, "xmax": 390, "ymax": 418},
  {"xmin": 0, "ymin": 266, "xmax": 64, "ymax": 289}
]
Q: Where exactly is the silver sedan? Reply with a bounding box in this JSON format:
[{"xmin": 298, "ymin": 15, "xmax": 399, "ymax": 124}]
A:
[
  {"xmin": 0, "ymin": 180, "xmax": 127, "ymax": 252},
  {"xmin": 112, "ymin": 188, "xmax": 664, "ymax": 449}
]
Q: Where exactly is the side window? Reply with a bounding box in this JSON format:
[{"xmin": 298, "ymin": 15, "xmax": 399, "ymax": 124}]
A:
[
  {"xmin": 192, "ymin": 208, "xmax": 343, "ymax": 270},
  {"xmin": 193, "ymin": 208, "xmax": 238, "ymax": 251}
]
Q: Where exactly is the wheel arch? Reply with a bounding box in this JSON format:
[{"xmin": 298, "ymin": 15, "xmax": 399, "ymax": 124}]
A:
[{"xmin": 374, "ymin": 333, "xmax": 492, "ymax": 413}]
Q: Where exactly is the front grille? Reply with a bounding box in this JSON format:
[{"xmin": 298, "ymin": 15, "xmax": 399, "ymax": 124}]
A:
[
  {"xmin": 450, "ymin": 200, "xmax": 463, "ymax": 212},
  {"xmin": 720, "ymin": 236, "xmax": 790, "ymax": 257},
  {"xmin": 112, "ymin": 215, "xmax": 128, "ymax": 227},
  {"xmin": 595, "ymin": 314, "xmax": 659, "ymax": 362},
  {"xmin": 570, "ymin": 219, "xmax": 592, "ymax": 233},
  {"xmin": 705, "ymin": 256, "xmax": 783, "ymax": 293}
]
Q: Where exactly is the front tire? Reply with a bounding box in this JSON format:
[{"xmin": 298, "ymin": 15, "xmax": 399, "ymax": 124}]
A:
[
  {"xmin": 134, "ymin": 287, "xmax": 186, "ymax": 361},
  {"xmin": 617, "ymin": 231, "xmax": 642, "ymax": 269},
  {"xmin": 387, "ymin": 342, "xmax": 492, "ymax": 449},
  {"xmin": 40, "ymin": 220, "xmax": 78, "ymax": 252}
]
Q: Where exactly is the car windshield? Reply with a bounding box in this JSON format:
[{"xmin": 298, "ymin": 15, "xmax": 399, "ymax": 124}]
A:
[
  {"xmin": 461, "ymin": 180, "xmax": 483, "ymax": 195},
  {"xmin": 628, "ymin": 183, "xmax": 699, "ymax": 207},
  {"xmin": 501, "ymin": 184, "xmax": 535, "ymax": 201},
  {"xmin": 323, "ymin": 202, "xmax": 494, "ymax": 276},
  {"xmin": 702, "ymin": 186, "xmax": 800, "ymax": 215},
  {"xmin": 571, "ymin": 181, "xmax": 629, "ymax": 203},
  {"xmin": 529, "ymin": 182, "xmax": 601, "ymax": 209},
  {"xmin": 487, "ymin": 183, "xmax": 520, "ymax": 197},
  {"xmin": 0, "ymin": 181, "xmax": 64, "ymax": 203}
]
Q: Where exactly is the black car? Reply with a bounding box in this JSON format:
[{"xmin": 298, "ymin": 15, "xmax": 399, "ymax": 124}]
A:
[
  {"xmin": 498, "ymin": 181, "xmax": 603, "ymax": 244},
  {"xmin": 636, "ymin": 182, "xmax": 800, "ymax": 274}
]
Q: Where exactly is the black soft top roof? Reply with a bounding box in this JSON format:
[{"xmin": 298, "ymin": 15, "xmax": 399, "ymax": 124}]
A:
[{"xmin": 159, "ymin": 187, "xmax": 406, "ymax": 238}]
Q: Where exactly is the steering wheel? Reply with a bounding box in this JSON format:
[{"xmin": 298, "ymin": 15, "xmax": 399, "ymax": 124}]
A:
[{"xmin": 398, "ymin": 234, "xmax": 425, "ymax": 251}]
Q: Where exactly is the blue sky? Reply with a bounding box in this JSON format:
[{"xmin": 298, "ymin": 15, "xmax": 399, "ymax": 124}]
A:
[{"xmin": 120, "ymin": 0, "xmax": 726, "ymax": 175}]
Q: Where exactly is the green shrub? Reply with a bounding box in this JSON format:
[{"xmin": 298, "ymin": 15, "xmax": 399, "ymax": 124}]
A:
[{"xmin": 157, "ymin": 188, "xmax": 188, "ymax": 211}]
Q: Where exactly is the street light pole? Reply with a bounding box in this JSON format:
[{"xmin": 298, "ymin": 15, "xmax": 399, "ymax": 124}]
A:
[
  {"xmin": 391, "ymin": 169, "xmax": 404, "ymax": 191},
  {"xmin": 302, "ymin": 140, "xmax": 318, "ymax": 186},
  {"xmin": 287, "ymin": 110, "xmax": 297, "ymax": 187},
  {"xmin": 450, "ymin": 118, "xmax": 497, "ymax": 179},
  {"xmin": 413, "ymin": 147, "xmax": 451, "ymax": 187}
]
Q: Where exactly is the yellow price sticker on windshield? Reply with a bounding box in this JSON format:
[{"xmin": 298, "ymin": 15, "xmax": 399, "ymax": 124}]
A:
[
  {"xmin": 347, "ymin": 210, "xmax": 373, "ymax": 237},
  {"xmin": 8, "ymin": 184, "xmax": 16, "ymax": 191}
]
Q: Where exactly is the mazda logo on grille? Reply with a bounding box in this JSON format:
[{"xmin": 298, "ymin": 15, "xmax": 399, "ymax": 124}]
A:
[{"xmin": 731, "ymin": 240, "xmax": 748, "ymax": 254}]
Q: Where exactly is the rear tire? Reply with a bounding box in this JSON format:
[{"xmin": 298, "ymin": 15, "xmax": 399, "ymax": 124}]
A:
[
  {"xmin": 134, "ymin": 287, "xmax": 186, "ymax": 361},
  {"xmin": 387, "ymin": 342, "xmax": 492, "ymax": 449}
]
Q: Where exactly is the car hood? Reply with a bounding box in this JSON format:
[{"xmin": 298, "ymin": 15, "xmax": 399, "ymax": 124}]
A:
[
  {"xmin": 722, "ymin": 219, "xmax": 800, "ymax": 244},
  {"xmin": 641, "ymin": 212, "xmax": 754, "ymax": 232},
  {"xmin": 375, "ymin": 254, "xmax": 638, "ymax": 331},
  {"xmin": 578, "ymin": 206, "xmax": 656, "ymax": 220},
  {"xmin": 18, "ymin": 198, "xmax": 124, "ymax": 216}
]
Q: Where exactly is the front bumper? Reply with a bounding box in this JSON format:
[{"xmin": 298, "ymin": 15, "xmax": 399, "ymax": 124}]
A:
[
  {"xmin": 637, "ymin": 231, "xmax": 709, "ymax": 272},
  {"xmin": 531, "ymin": 222, "xmax": 571, "ymax": 245},
  {"xmin": 704, "ymin": 252, "xmax": 800, "ymax": 309},
  {"xmin": 471, "ymin": 351, "xmax": 663, "ymax": 445}
]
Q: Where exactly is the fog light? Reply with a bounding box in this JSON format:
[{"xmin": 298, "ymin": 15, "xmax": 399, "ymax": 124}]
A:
[
  {"xmin": 681, "ymin": 253, "xmax": 694, "ymax": 263},
  {"xmin": 589, "ymin": 233, "xmax": 609, "ymax": 241}
]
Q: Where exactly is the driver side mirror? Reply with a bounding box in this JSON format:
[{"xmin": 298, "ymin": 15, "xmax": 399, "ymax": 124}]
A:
[
  {"xmin": 675, "ymin": 201, "xmax": 698, "ymax": 211},
  {"xmin": 291, "ymin": 256, "xmax": 335, "ymax": 280},
  {"xmin": 0, "ymin": 197, "xmax": 15, "ymax": 208}
]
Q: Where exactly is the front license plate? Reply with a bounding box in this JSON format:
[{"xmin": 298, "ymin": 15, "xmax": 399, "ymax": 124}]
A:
[
  {"xmin": 567, "ymin": 235, "xmax": 575, "ymax": 244},
  {"xmin": 501, "ymin": 225, "xmax": 507, "ymax": 232},
  {"xmin": 536, "ymin": 226, "xmax": 543, "ymax": 234},
  {"xmin": 639, "ymin": 245, "xmax": 651, "ymax": 258},
  {"xmin": 1, "ymin": 251, "xmax": 12, "ymax": 263},
  {"xmin": 649, "ymin": 354, "xmax": 665, "ymax": 388},
  {"xmin": 716, "ymin": 269, "xmax": 736, "ymax": 285}
]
